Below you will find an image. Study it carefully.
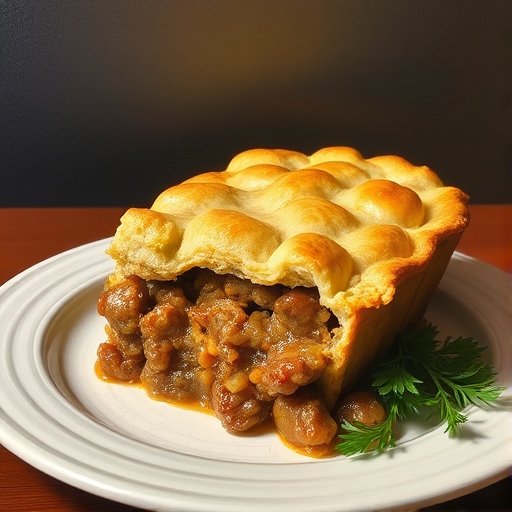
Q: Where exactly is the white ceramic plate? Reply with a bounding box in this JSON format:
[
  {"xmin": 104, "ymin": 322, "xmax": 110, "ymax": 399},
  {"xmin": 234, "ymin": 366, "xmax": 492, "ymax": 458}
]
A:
[{"xmin": 0, "ymin": 239, "xmax": 510, "ymax": 512}]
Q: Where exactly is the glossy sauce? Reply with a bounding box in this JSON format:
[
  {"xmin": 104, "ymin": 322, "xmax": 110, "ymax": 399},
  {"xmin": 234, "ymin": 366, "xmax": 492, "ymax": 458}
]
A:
[{"xmin": 96, "ymin": 269, "xmax": 341, "ymax": 456}]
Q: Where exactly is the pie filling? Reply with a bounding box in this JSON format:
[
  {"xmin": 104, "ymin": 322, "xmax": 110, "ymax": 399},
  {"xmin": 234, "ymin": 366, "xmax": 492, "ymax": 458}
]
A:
[{"xmin": 96, "ymin": 268, "xmax": 340, "ymax": 448}]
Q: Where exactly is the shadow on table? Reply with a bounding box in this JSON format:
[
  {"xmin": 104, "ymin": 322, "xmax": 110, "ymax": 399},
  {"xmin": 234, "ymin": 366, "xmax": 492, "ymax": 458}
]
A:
[{"xmin": 421, "ymin": 477, "xmax": 512, "ymax": 511}]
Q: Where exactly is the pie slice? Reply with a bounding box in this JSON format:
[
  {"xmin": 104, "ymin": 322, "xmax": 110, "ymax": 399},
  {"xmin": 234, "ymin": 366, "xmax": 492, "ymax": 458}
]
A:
[{"xmin": 96, "ymin": 146, "xmax": 469, "ymax": 453}]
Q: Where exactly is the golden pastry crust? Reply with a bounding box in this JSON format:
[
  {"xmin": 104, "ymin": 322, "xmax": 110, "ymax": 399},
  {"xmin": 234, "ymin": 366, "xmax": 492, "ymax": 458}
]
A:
[{"xmin": 106, "ymin": 146, "xmax": 469, "ymax": 407}]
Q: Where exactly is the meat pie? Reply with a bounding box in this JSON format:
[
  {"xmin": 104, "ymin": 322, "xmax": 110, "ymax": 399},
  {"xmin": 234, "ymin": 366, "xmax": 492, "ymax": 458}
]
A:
[{"xmin": 96, "ymin": 146, "xmax": 469, "ymax": 454}]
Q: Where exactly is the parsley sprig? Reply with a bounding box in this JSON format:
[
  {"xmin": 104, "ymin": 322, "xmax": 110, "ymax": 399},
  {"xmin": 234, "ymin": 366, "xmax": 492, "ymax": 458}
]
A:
[{"xmin": 335, "ymin": 324, "xmax": 504, "ymax": 456}]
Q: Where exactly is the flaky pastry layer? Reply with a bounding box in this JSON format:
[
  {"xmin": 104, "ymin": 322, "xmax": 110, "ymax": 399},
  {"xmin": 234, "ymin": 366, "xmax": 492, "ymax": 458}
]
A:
[{"xmin": 106, "ymin": 146, "xmax": 469, "ymax": 407}]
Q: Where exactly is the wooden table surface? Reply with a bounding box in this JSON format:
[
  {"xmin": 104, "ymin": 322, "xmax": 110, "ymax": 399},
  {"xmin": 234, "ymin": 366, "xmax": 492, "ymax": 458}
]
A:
[{"xmin": 0, "ymin": 205, "xmax": 510, "ymax": 511}]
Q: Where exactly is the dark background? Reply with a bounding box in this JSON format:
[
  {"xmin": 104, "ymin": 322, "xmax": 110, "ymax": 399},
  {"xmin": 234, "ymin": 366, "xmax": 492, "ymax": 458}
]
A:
[{"xmin": 1, "ymin": 0, "xmax": 511, "ymax": 207}]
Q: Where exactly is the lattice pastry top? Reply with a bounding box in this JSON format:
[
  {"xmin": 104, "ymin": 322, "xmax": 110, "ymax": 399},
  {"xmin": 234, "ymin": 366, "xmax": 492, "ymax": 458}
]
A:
[{"xmin": 107, "ymin": 146, "xmax": 469, "ymax": 326}]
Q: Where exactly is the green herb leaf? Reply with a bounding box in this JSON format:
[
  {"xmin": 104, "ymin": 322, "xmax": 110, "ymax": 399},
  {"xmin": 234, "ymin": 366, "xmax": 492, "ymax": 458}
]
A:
[
  {"xmin": 335, "ymin": 405, "xmax": 397, "ymax": 457},
  {"xmin": 335, "ymin": 324, "xmax": 504, "ymax": 456}
]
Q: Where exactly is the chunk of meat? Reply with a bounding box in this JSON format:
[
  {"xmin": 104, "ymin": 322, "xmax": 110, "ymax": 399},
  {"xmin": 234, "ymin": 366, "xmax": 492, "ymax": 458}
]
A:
[
  {"xmin": 189, "ymin": 298, "xmax": 249, "ymax": 346},
  {"xmin": 271, "ymin": 288, "xmax": 331, "ymax": 341},
  {"xmin": 211, "ymin": 380, "xmax": 272, "ymax": 432},
  {"xmin": 97, "ymin": 342, "xmax": 145, "ymax": 382},
  {"xmin": 258, "ymin": 339, "xmax": 326, "ymax": 396},
  {"xmin": 97, "ymin": 275, "xmax": 150, "ymax": 334},
  {"xmin": 243, "ymin": 310, "xmax": 272, "ymax": 350},
  {"xmin": 140, "ymin": 301, "xmax": 190, "ymax": 371},
  {"xmin": 334, "ymin": 391, "xmax": 386, "ymax": 427},
  {"xmin": 148, "ymin": 279, "xmax": 197, "ymax": 305},
  {"xmin": 96, "ymin": 275, "xmax": 149, "ymax": 380},
  {"xmin": 194, "ymin": 270, "xmax": 227, "ymax": 302},
  {"xmin": 103, "ymin": 325, "xmax": 143, "ymax": 356},
  {"xmin": 140, "ymin": 359, "xmax": 211, "ymax": 405},
  {"xmin": 251, "ymin": 285, "xmax": 283, "ymax": 309},
  {"xmin": 223, "ymin": 275, "xmax": 282, "ymax": 309},
  {"xmin": 273, "ymin": 388, "xmax": 338, "ymax": 447}
]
